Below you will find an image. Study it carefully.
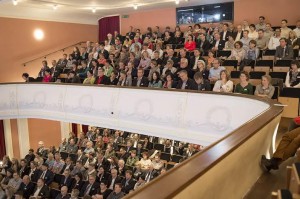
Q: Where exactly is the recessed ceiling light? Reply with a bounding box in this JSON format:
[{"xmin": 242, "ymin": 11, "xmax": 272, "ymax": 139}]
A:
[
  {"xmin": 34, "ymin": 29, "xmax": 44, "ymax": 41},
  {"xmin": 175, "ymin": 0, "xmax": 180, "ymax": 5},
  {"xmin": 12, "ymin": 0, "xmax": 18, "ymax": 6},
  {"xmin": 92, "ymin": 8, "xmax": 96, "ymax": 13},
  {"xmin": 133, "ymin": 4, "xmax": 138, "ymax": 10},
  {"xmin": 53, "ymin": 5, "xmax": 57, "ymax": 10}
]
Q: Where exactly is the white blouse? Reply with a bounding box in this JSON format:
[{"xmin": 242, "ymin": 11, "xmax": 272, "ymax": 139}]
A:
[{"xmin": 213, "ymin": 80, "xmax": 234, "ymax": 92}]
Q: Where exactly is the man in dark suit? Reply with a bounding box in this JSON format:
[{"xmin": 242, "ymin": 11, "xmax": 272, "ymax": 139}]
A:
[
  {"xmin": 211, "ymin": 33, "xmax": 225, "ymax": 51},
  {"xmin": 55, "ymin": 186, "xmax": 70, "ymax": 199},
  {"xmin": 144, "ymin": 164, "xmax": 158, "ymax": 183},
  {"xmin": 94, "ymin": 68, "xmax": 110, "ymax": 85},
  {"xmin": 98, "ymin": 43, "xmax": 109, "ymax": 59},
  {"xmin": 275, "ymin": 38, "xmax": 294, "ymax": 60},
  {"xmin": 121, "ymin": 170, "xmax": 136, "ymax": 194},
  {"xmin": 233, "ymin": 25, "xmax": 244, "ymax": 41},
  {"xmin": 31, "ymin": 178, "xmax": 50, "ymax": 198},
  {"xmin": 57, "ymin": 54, "xmax": 68, "ymax": 68},
  {"xmin": 176, "ymin": 58, "xmax": 193, "ymax": 79},
  {"xmin": 28, "ymin": 161, "xmax": 40, "ymax": 183},
  {"xmin": 194, "ymin": 72, "xmax": 211, "ymax": 91},
  {"xmin": 132, "ymin": 68, "xmax": 149, "ymax": 87},
  {"xmin": 163, "ymin": 49, "xmax": 179, "ymax": 68},
  {"xmin": 95, "ymin": 152, "xmax": 110, "ymax": 172},
  {"xmin": 24, "ymin": 149, "xmax": 35, "ymax": 166},
  {"xmin": 19, "ymin": 159, "xmax": 30, "ymax": 178},
  {"xmin": 60, "ymin": 169, "xmax": 73, "ymax": 190},
  {"xmin": 80, "ymin": 175, "xmax": 99, "ymax": 197},
  {"xmin": 176, "ymin": 70, "xmax": 197, "ymax": 90},
  {"xmin": 190, "ymin": 48, "xmax": 206, "ymax": 70},
  {"xmin": 18, "ymin": 175, "xmax": 35, "ymax": 199},
  {"xmin": 60, "ymin": 158, "xmax": 74, "ymax": 174},
  {"xmin": 36, "ymin": 141, "xmax": 48, "ymax": 158},
  {"xmin": 38, "ymin": 163, "xmax": 54, "ymax": 186},
  {"xmin": 220, "ymin": 23, "xmax": 232, "ymax": 41},
  {"xmin": 117, "ymin": 148, "xmax": 129, "ymax": 163},
  {"xmin": 196, "ymin": 33, "xmax": 211, "ymax": 53},
  {"xmin": 107, "ymin": 169, "xmax": 122, "ymax": 191},
  {"xmin": 50, "ymin": 60, "xmax": 62, "ymax": 80}
]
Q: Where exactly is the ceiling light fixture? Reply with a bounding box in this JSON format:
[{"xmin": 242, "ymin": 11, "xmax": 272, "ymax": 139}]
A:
[
  {"xmin": 133, "ymin": 4, "xmax": 138, "ymax": 10},
  {"xmin": 12, "ymin": 0, "xmax": 18, "ymax": 6},
  {"xmin": 53, "ymin": 5, "xmax": 57, "ymax": 10},
  {"xmin": 92, "ymin": 8, "xmax": 96, "ymax": 13},
  {"xmin": 175, "ymin": 0, "xmax": 180, "ymax": 5}
]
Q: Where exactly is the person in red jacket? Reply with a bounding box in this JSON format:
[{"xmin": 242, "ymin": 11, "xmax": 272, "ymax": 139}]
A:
[
  {"xmin": 42, "ymin": 69, "xmax": 52, "ymax": 82},
  {"xmin": 184, "ymin": 34, "xmax": 196, "ymax": 52}
]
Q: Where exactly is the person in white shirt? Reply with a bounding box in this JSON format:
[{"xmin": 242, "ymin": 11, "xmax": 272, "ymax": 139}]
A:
[
  {"xmin": 256, "ymin": 16, "xmax": 266, "ymax": 31},
  {"xmin": 268, "ymin": 28, "xmax": 281, "ymax": 50},
  {"xmin": 240, "ymin": 30, "xmax": 251, "ymax": 51},
  {"xmin": 234, "ymin": 25, "xmax": 243, "ymax": 42},
  {"xmin": 141, "ymin": 43, "xmax": 153, "ymax": 58},
  {"xmin": 294, "ymin": 20, "xmax": 300, "ymax": 38},
  {"xmin": 264, "ymin": 23, "xmax": 274, "ymax": 40},
  {"xmin": 213, "ymin": 70, "xmax": 233, "ymax": 93},
  {"xmin": 242, "ymin": 20, "xmax": 250, "ymax": 31},
  {"xmin": 248, "ymin": 24, "xmax": 258, "ymax": 40}
]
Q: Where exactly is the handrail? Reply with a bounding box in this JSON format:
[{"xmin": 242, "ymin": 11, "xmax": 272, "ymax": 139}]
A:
[{"xmin": 22, "ymin": 41, "xmax": 87, "ymax": 67}]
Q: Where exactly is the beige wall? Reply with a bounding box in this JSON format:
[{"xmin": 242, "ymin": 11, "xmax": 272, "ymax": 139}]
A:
[
  {"xmin": 10, "ymin": 119, "xmax": 20, "ymax": 159},
  {"xmin": 120, "ymin": 0, "xmax": 300, "ymax": 34},
  {"xmin": 0, "ymin": 17, "xmax": 98, "ymax": 83},
  {"xmin": 27, "ymin": 119, "xmax": 62, "ymax": 153}
]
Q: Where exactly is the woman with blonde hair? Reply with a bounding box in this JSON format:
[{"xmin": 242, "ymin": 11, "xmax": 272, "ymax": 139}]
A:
[
  {"xmin": 254, "ymin": 75, "xmax": 275, "ymax": 99},
  {"xmin": 288, "ymin": 30, "xmax": 300, "ymax": 49}
]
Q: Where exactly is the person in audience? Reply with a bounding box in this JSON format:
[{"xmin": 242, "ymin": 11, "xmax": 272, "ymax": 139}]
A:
[
  {"xmin": 139, "ymin": 152, "xmax": 152, "ymax": 172},
  {"xmin": 211, "ymin": 33, "xmax": 225, "ymax": 51},
  {"xmin": 197, "ymin": 33, "xmax": 211, "ymax": 53},
  {"xmin": 42, "ymin": 69, "xmax": 52, "ymax": 82},
  {"xmin": 148, "ymin": 71, "xmax": 162, "ymax": 88},
  {"xmin": 176, "ymin": 58, "xmax": 193, "ymax": 79},
  {"xmin": 70, "ymin": 189, "xmax": 80, "ymax": 199},
  {"xmin": 256, "ymin": 16, "xmax": 266, "ymax": 30},
  {"xmin": 104, "ymin": 40, "xmax": 111, "ymax": 52},
  {"xmin": 162, "ymin": 60, "xmax": 177, "ymax": 79},
  {"xmin": 264, "ymin": 23, "xmax": 274, "ymax": 40},
  {"xmin": 109, "ymin": 70, "xmax": 118, "ymax": 85},
  {"xmin": 184, "ymin": 34, "xmax": 196, "ymax": 52},
  {"xmin": 172, "ymin": 30, "xmax": 184, "ymax": 45},
  {"xmin": 18, "ymin": 175, "xmax": 35, "ymax": 199},
  {"xmin": 228, "ymin": 41, "xmax": 246, "ymax": 66},
  {"xmin": 71, "ymin": 173, "xmax": 84, "ymax": 191},
  {"xmin": 207, "ymin": 50, "xmax": 215, "ymax": 68},
  {"xmin": 96, "ymin": 181, "xmax": 111, "ymax": 199},
  {"xmin": 162, "ymin": 73, "xmax": 177, "ymax": 89},
  {"xmin": 213, "ymin": 70, "xmax": 233, "ymax": 93},
  {"xmin": 72, "ymin": 47, "xmax": 81, "ymax": 61},
  {"xmin": 254, "ymin": 75, "xmax": 275, "ymax": 99},
  {"xmin": 60, "ymin": 169, "xmax": 73, "ymax": 190},
  {"xmin": 234, "ymin": 25, "xmax": 244, "ymax": 42},
  {"xmin": 78, "ymin": 60, "xmax": 89, "ymax": 79},
  {"xmin": 117, "ymin": 70, "xmax": 131, "ymax": 86},
  {"xmin": 1, "ymin": 172, "xmax": 22, "ymax": 199},
  {"xmin": 55, "ymin": 186, "xmax": 70, "ymax": 199},
  {"xmin": 94, "ymin": 68, "xmax": 110, "ymax": 85},
  {"xmin": 163, "ymin": 31, "xmax": 173, "ymax": 46},
  {"xmin": 208, "ymin": 58, "xmax": 226, "ymax": 82},
  {"xmin": 288, "ymin": 30, "xmax": 300, "ymax": 49},
  {"xmin": 65, "ymin": 71, "xmax": 81, "ymax": 84},
  {"xmin": 103, "ymin": 61, "xmax": 114, "ymax": 77},
  {"xmin": 25, "ymin": 150, "xmax": 35, "ymax": 166},
  {"xmin": 22, "ymin": 73, "xmax": 35, "ymax": 82},
  {"xmin": 28, "ymin": 161, "xmax": 39, "ymax": 183},
  {"xmin": 83, "ymin": 70, "xmax": 95, "ymax": 85},
  {"xmin": 242, "ymin": 20, "xmax": 250, "ymax": 31},
  {"xmin": 50, "ymin": 60, "xmax": 62, "ymax": 80},
  {"xmin": 268, "ymin": 28, "xmax": 281, "ymax": 50},
  {"xmin": 31, "ymin": 178, "xmax": 50, "ymax": 199},
  {"xmin": 294, "ymin": 20, "xmax": 300, "ymax": 38},
  {"xmin": 38, "ymin": 163, "xmax": 54, "ymax": 186},
  {"xmin": 151, "ymin": 155, "xmax": 164, "ymax": 171},
  {"xmin": 189, "ymin": 48, "xmax": 204, "ymax": 71},
  {"xmin": 138, "ymin": 51, "xmax": 151, "ymax": 70},
  {"xmin": 132, "ymin": 68, "xmax": 149, "ymax": 87},
  {"xmin": 234, "ymin": 71, "xmax": 253, "ymax": 95},
  {"xmin": 80, "ymin": 175, "xmax": 99, "ymax": 197},
  {"xmin": 240, "ymin": 30, "xmax": 251, "ymax": 51},
  {"xmin": 107, "ymin": 169, "xmax": 121, "ymax": 191},
  {"xmin": 45, "ymin": 153, "xmax": 55, "ymax": 170},
  {"xmin": 144, "ymin": 164, "xmax": 158, "ymax": 183},
  {"xmin": 285, "ymin": 60, "xmax": 300, "ymax": 88},
  {"xmin": 274, "ymin": 38, "xmax": 294, "ymax": 60},
  {"xmin": 106, "ymin": 183, "xmax": 124, "ymax": 199},
  {"xmin": 220, "ymin": 23, "xmax": 232, "ymax": 41},
  {"xmin": 248, "ymin": 24, "xmax": 258, "ymax": 40},
  {"xmin": 57, "ymin": 54, "xmax": 68, "ymax": 68},
  {"xmin": 120, "ymin": 170, "xmax": 135, "ymax": 194},
  {"xmin": 19, "ymin": 159, "xmax": 29, "ymax": 179},
  {"xmin": 133, "ymin": 175, "xmax": 146, "ymax": 190},
  {"xmin": 38, "ymin": 60, "xmax": 50, "ymax": 77},
  {"xmin": 280, "ymin": 19, "xmax": 292, "ymax": 39},
  {"xmin": 194, "ymin": 72, "xmax": 211, "ymax": 91},
  {"xmin": 261, "ymin": 125, "xmax": 300, "ymax": 171},
  {"xmin": 244, "ymin": 40, "xmax": 260, "ymax": 69},
  {"xmin": 176, "ymin": 70, "xmax": 197, "ymax": 90},
  {"xmin": 147, "ymin": 60, "xmax": 160, "ymax": 81},
  {"xmin": 256, "ymin": 29, "xmax": 269, "ymax": 50},
  {"xmin": 224, "ymin": 35, "xmax": 235, "ymax": 50}
]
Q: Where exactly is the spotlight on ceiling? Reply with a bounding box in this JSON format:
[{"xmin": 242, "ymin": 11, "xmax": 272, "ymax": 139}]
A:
[
  {"xmin": 175, "ymin": 0, "xmax": 180, "ymax": 5},
  {"xmin": 53, "ymin": 5, "xmax": 57, "ymax": 10},
  {"xmin": 133, "ymin": 4, "xmax": 138, "ymax": 10},
  {"xmin": 12, "ymin": 0, "xmax": 18, "ymax": 6},
  {"xmin": 92, "ymin": 8, "xmax": 96, "ymax": 13}
]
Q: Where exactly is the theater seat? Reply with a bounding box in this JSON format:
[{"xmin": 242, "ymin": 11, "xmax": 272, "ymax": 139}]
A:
[
  {"xmin": 171, "ymin": 154, "xmax": 184, "ymax": 163},
  {"xmin": 269, "ymin": 72, "xmax": 287, "ymax": 82},
  {"xmin": 249, "ymin": 71, "xmax": 266, "ymax": 79},
  {"xmin": 160, "ymin": 152, "xmax": 171, "ymax": 162},
  {"xmin": 50, "ymin": 188, "xmax": 61, "ymax": 198},
  {"xmin": 154, "ymin": 143, "xmax": 164, "ymax": 151}
]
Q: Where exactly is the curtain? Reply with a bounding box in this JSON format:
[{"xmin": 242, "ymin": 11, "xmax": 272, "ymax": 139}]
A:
[
  {"xmin": 0, "ymin": 120, "xmax": 6, "ymax": 159},
  {"xmin": 98, "ymin": 16, "xmax": 120, "ymax": 42},
  {"xmin": 71, "ymin": 123, "xmax": 78, "ymax": 137},
  {"xmin": 82, "ymin": 125, "xmax": 89, "ymax": 134}
]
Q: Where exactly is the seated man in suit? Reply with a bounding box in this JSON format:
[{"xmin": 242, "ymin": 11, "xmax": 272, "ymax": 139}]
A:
[
  {"xmin": 18, "ymin": 175, "xmax": 35, "ymax": 199},
  {"xmin": 176, "ymin": 70, "xmax": 197, "ymax": 90},
  {"xmin": 94, "ymin": 68, "xmax": 110, "ymax": 85},
  {"xmin": 55, "ymin": 186, "xmax": 70, "ymax": 199},
  {"xmin": 24, "ymin": 149, "xmax": 35, "ymax": 166},
  {"xmin": 57, "ymin": 54, "xmax": 68, "ymax": 68},
  {"xmin": 144, "ymin": 164, "xmax": 158, "ymax": 183},
  {"xmin": 106, "ymin": 183, "xmax": 124, "ymax": 199},
  {"xmin": 211, "ymin": 32, "xmax": 225, "ymax": 52},
  {"xmin": 30, "ymin": 178, "xmax": 50, "ymax": 199},
  {"xmin": 132, "ymin": 68, "xmax": 149, "ymax": 87},
  {"xmin": 19, "ymin": 159, "xmax": 30, "ymax": 178},
  {"xmin": 194, "ymin": 72, "xmax": 211, "ymax": 91},
  {"xmin": 59, "ymin": 169, "xmax": 73, "ymax": 190},
  {"xmin": 28, "ymin": 161, "xmax": 40, "ymax": 183},
  {"xmin": 80, "ymin": 175, "xmax": 99, "ymax": 197},
  {"xmin": 36, "ymin": 141, "xmax": 48, "ymax": 158},
  {"xmin": 197, "ymin": 34, "xmax": 211, "ymax": 53},
  {"xmin": 275, "ymin": 38, "xmax": 294, "ymax": 60},
  {"xmin": 38, "ymin": 163, "xmax": 54, "ymax": 186},
  {"xmin": 121, "ymin": 170, "xmax": 136, "ymax": 194},
  {"xmin": 107, "ymin": 169, "xmax": 122, "ymax": 191}
]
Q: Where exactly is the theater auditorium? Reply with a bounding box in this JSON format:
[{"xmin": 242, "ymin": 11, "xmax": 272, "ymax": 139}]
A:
[{"xmin": 0, "ymin": 0, "xmax": 300, "ymax": 198}]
